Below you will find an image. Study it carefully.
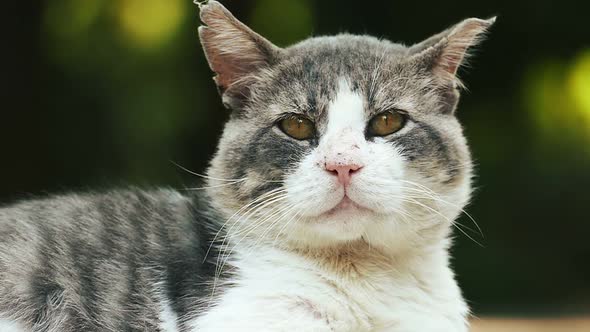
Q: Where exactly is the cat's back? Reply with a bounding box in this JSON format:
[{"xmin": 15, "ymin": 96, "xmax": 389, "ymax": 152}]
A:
[
  {"xmin": 0, "ymin": 188, "xmax": 213, "ymax": 331},
  {"xmin": 0, "ymin": 188, "xmax": 196, "ymax": 269}
]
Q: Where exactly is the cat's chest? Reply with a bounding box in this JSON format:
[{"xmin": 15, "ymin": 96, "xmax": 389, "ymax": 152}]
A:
[
  {"xmin": 203, "ymin": 247, "xmax": 431, "ymax": 331},
  {"xmin": 310, "ymin": 262, "xmax": 422, "ymax": 330}
]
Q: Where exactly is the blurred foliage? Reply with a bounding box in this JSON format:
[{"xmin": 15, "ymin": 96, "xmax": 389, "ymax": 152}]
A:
[
  {"xmin": 250, "ymin": 0, "xmax": 314, "ymax": 46},
  {"xmin": 117, "ymin": 0, "xmax": 188, "ymax": 49},
  {"xmin": 3, "ymin": 0, "xmax": 590, "ymax": 316}
]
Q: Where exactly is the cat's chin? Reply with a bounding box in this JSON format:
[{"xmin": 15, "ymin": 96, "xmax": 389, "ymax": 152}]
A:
[{"xmin": 285, "ymin": 199, "xmax": 378, "ymax": 246}]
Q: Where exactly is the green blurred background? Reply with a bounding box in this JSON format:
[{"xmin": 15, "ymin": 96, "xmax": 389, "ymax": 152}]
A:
[{"xmin": 3, "ymin": 0, "xmax": 590, "ymax": 317}]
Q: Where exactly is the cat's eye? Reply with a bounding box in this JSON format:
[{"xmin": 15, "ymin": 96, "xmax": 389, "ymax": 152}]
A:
[
  {"xmin": 367, "ymin": 110, "xmax": 406, "ymax": 137},
  {"xmin": 278, "ymin": 115, "xmax": 315, "ymax": 140}
]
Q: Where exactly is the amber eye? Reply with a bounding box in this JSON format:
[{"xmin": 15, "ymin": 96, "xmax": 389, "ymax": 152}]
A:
[
  {"xmin": 278, "ymin": 115, "xmax": 315, "ymax": 140},
  {"xmin": 368, "ymin": 111, "xmax": 405, "ymax": 137}
]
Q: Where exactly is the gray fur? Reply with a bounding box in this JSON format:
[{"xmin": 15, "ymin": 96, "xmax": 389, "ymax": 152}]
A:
[
  {"xmin": 0, "ymin": 1, "xmax": 493, "ymax": 330},
  {"xmin": 0, "ymin": 189, "xmax": 224, "ymax": 331}
]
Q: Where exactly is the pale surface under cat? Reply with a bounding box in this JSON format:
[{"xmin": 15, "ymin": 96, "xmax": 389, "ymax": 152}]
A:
[{"xmin": 0, "ymin": 1, "xmax": 494, "ymax": 331}]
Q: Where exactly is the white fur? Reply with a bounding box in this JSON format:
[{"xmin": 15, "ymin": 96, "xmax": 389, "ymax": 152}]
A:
[
  {"xmin": 0, "ymin": 318, "xmax": 24, "ymax": 332},
  {"xmin": 159, "ymin": 298, "xmax": 179, "ymax": 332},
  {"xmin": 188, "ymin": 245, "xmax": 467, "ymax": 331},
  {"xmin": 325, "ymin": 79, "xmax": 366, "ymax": 135},
  {"xmin": 189, "ymin": 78, "xmax": 470, "ymax": 331}
]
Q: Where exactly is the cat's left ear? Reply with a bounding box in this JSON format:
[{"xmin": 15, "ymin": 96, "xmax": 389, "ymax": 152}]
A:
[
  {"xmin": 408, "ymin": 17, "xmax": 496, "ymax": 86},
  {"xmin": 198, "ymin": 1, "xmax": 283, "ymax": 110}
]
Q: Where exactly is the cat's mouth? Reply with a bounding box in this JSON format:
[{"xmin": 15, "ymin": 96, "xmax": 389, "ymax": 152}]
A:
[{"xmin": 322, "ymin": 195, "xmax": 370, "ymax": 217}]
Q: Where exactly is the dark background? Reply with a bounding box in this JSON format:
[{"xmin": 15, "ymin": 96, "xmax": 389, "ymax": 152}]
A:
[{"xmin": 3, "ymin": 0, "xmax": 589, "ymax": 316}]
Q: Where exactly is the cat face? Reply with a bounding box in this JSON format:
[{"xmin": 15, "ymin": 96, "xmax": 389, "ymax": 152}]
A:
[{"xmin": 200, "ymin": 1, "xmax": 493, "ymax": 250}]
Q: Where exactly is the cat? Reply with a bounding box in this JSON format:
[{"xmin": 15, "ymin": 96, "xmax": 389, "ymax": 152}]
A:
[{"xmin": 0, "ymin": 1, "xmax": 494, "ymax": 331}]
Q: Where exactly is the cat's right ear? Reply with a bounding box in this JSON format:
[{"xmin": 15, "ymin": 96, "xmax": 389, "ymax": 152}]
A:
[
  {"xmin": 198, "ymin": 1, "xmax": 282, "ymax": 110},
  {"xmin": 407, "ymin": 17, "xmax": 496, "ymax": 87}
]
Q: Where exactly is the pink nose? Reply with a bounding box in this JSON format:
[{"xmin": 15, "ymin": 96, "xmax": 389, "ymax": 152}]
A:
[{"xmin": 325, "ymin": 163, "xmax": 362, "ymax": 187}]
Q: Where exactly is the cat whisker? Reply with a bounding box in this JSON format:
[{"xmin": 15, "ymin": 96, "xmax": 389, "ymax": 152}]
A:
[
  {"xmin": 204, "ymin": 188, "xmax": 286, "ymax": 262},
  {"xmin": 183, "ymin": 180, "xmax": 247, "ymax": 191},
  {"xmin": 217, "ymin": 189, "xmax": 323, "ymax": 276},
  {"xmin": 214, "ymin": 193, "xmax": 289, "ymax": 271},
  {"xmin": 170, "ymin": 160, "xmax": 247, "ymax": 182},
  {"xmin": 221, "ymin": 197, "xmax": 290, "ymax": 241},
  {"xmin": 363, "ymin": 177, "xmax": 483, "ymax": 238},
  {"xmin": 216, "ymin": 200, "xmax": 297, "ymax": 280},
  {"xmin": 399, "ymin": 180, "xmax": 483, "ymax": 237},
  {"xmin": 451, "ymin": 222, "xmax": 485, "ymax": 247},
  {"xmin": 236, "ymin": 203, "xmax": 299, "ymax": 262},
  {"xmin": 400, "ymin": 196, "xmax": 484, "ymax": 246},
  {"xmin": 267, "ymin": 203, "xmax": 304, "ymax": 248},
  {"xmin": 213, "ymin": 193, "xmax": 291, "ymax": 276}
]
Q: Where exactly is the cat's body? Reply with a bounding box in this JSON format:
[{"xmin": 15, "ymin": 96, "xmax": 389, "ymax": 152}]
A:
[
  {"xmin": 0, "ymin": 1, "xmax": 494, "ymax": 331},
  {"xmin": 0, "ymin": 189, "xmax": 464, "ymax": 332}
]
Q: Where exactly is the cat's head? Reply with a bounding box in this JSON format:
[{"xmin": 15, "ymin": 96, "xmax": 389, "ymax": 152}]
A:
[{"xmin": 199, "ymin": 1, "xmax": 493, "ymax": 251}]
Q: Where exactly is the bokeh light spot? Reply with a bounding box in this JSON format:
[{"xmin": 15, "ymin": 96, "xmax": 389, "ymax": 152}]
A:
[
  {"xmin": 117, "ymin": 0, "xmax": 187, "ymax": 50},
  {"xmin": 523, "ymin": 61, "xmax": 568, "ymax": 136},
  {"xmin": 523, "ymin": 50, "xmax": 590, "ymax": 149},
  {"xmin": 250, "ymin": 0, "xmax": 314, "ymax": 47},
  {"xmin": 568, "ymin": 50, "xmax": 590, "ymax": 127}
]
